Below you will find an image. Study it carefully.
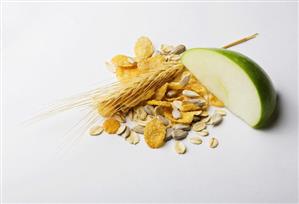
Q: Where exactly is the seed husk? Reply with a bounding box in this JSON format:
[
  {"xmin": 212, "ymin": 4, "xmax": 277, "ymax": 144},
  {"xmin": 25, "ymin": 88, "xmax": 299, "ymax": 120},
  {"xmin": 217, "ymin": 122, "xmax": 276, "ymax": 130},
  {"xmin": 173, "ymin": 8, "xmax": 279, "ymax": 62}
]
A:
[
  {"xmin": 157, "ymin": 115, "xmax": 170, "ymax": 126},
  {"xmin": 154, "ymin": 106, "xmax": 164, "ymax": 116},
  {"xmin": 171, "ymin": 129, "xmax": 188, "ymax": 140},
  {"xmin": 187, "ymin": 98, "xmax": 205, "ymax": 106},
  {"xmin": 144, "ymin": 105, "xmax": 155, "ymax": 115},
  {"xmin": 190, "ymin": 136, "xmax": 203, "ymax": 145},
  {"xmin": 210, "ymin": 113, "xmax": 223, "ymax": 126},
  {"xmin": 174, "ymin": 141, "xmax": 186, "ymax": 154},
  {"xmin": 171, "ymin": 44, "xmax": 186, "ymax": 55},
  {"xmin": 122, "ymin": 127, "xmax": 131, "ymax": 138},
  {"xmin": 182, "ymin": 90, "xmax": 199, "ymax": 98},
  {"xmin": 216, "ymin": 109, "xmax": 226, "ymax": 116},
  {"xmin": 192, "ymin": 121, "xmax": 206, "ymax": 132},
  {"xmin": 179, "ymin": 73, "xmax": 191, "ymax": 87},
  {"xmin": 89, "ymin": 125, "xmax": 104, "ymax": 136},
  {"xmin": 172, "ymin": 108, "xmax": 182, "ymax": 119},
  {"xmin": 198, "ymin": 129, "xmax": 209, "ymax": 136},
  {"xmin": 209, "ymin": 137, "xmax": 219, "ymax": 148},
  {"xmin": 126, "ymin": 131, "xmax": 140, "ymax": 145},
  {"xmin": 166, "ymin": 90, "xmax": 178, "ymax": 98},
  {"xmin": 172, "ymin": 124, "xmax": 191, "ymax": 131},
  {"xmin": 132, "ymin": 125, "xmax": 145, "ymax": 134},
  {"xmin": 116, "ymin": 125, "xmax": 127, "ymax": 135}
]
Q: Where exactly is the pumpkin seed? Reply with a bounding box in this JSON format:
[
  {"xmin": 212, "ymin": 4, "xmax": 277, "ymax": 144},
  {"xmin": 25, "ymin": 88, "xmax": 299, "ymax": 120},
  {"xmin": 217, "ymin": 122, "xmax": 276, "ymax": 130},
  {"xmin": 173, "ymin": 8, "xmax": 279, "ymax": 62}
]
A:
[
  {"xmin": 198, "ymin": 129, "xmax": 209, "ymax": 136},
  {"xmin": 116, "ymin": 125, "xmax": 127, "ymax": 135},
  {"xmin": 190, "ymin": 136, "xmax": 203, "ymax": 145},
  {"xmin": 174, "ymin": 141, "xmax": 186, "ymax": 154},
  {"xmin": 182, "ymin": 90, "xmax": 199, "ymax": 97},
  {"xmin": 144, "ymin": 105, "xmax": 155, "ymax": 115},
  {"xmin": 172, "ymin": 129, "xmax": 188, "ymax": 140},
  {"xmin": 209, "ymin": 137, "xmax": 219, "ymax": 148},
  {"xmin": 192, "ymin": 121, "xmax": 206, "ymax": 132},
  {"xmin": 172, "ymin": 124, "xmax": 191, "ymax": 131},
  {"xmin": 172, "ymin": 108, "xmax": 182, "ymax": 119},
  {"xmin": 132, "ymin": 125, "xmax": 144, "ymax": 134},
  {"xmin": 89, "ymin": 125, "xmax": 104, "ymax": 136}
]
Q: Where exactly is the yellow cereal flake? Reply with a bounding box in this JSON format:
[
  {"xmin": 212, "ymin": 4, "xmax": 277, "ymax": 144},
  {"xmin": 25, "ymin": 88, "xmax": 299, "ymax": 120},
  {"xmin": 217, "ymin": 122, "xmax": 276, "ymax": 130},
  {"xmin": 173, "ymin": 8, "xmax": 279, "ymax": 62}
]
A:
[
  {"xmin": 144, "ymin": 118, "xmax": 166, "ymax": 148},
  {"xmin": 103, "ymin": 118, "xmax": 120, "ymax": 134},
  {"xmin": 147, "ymin": 100, "xmax": 172, "ymax": 107},
  {"xmin": 153, "ymin": 83, "xmax": 168, "ymax": 100},
  {"xmin": 164, "ymin": 108, "xmax": 201, "ymax": 124},
  {"xmin": 111, "ymin": 55, "xmax": 136, "ymax": 68},
  {"xmin": 116, "ymin": 66, "xmax": 141, "ymax": 83},
  {"xmin": 168, "ymin": 82, "xmax": 184, "ymax": 90},
  {"xmin": 137, "ymin": 54, "xmax": 165, "ymax": 71},
  {"xmin": 134, "ymin": 36, "xmax": 154, "ymax": 60},
  {"xmin": 209, "ymin": 93, "xmax": 225, "ymax": 107},
  {"xmin": 180, "ymin": 102, "xmax": 201, "ymax": 112}
]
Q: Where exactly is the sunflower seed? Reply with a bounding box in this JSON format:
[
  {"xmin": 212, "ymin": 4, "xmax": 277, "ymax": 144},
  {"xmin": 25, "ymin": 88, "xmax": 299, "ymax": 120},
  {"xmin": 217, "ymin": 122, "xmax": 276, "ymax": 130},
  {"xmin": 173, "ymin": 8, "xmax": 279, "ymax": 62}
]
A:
[
  {"xmin": 166, "ymin": 90, "xmax": 178, "ymax": 98},
  {"xmin": 192, "ymin": 121, "xmax": 206, "ymax": 132},
  {"xmin": 193, "ymin": 115, "xmax": 201, "ymax": 122},
  {"xmin": 116, "ymin": 125, "xmax": 127, "ymax": 135},
  {"xmin": 190, "ymin": 136, "xmax": 203, "ymax": 145},
  {"xmin": 114, "ymin": 114, "xmax": 126, "ymax": 123},
  {"xmin": 182, "ymin": 90, "xmax": 199, "ymax": 97},
  {"xmin": 174, "ymin": 141, "xmax": 186, "ymax": 154},
  {"xmin": 165, "ymin": 128, "xmax": 174, "ymax": 142},
  {"xmin": 154, "ymin": 106, "xmax": 164, "ymax": 116},
  {"xmin": 201, "ymin": 111, "xmax": 209, "ymax": 117},
  {"xmin": 172, "ymin": 108, "xmax": 182, "ymax": 119},
  {"xmin": 179, "ymin": 73, "xmax": 191, "ymax": 87},
  {"xmin": 122, "ymin": 127, "xmax": 131, "ymax": 138},
  {"xmin": 187, "ymin": 98, "xmax": 205, "ymax": 106},
  {"xmin": 198, "ymin": 129, "xmax": 209, "ymax": 136},
  {"xmin": 210, "ymin": 113, "xmax": 223, "ymax": 126},
  {"xmin": 144, "ymin": 105, "xmax": 155, "ymax": 115},
  {"xmin": 209, "ymin": 137, "xmax": 219, "ymax": 148},
  {"xmin": 172, "ymin": 100, "xmax": 182, "ymax": 110},
  {"xmin": 89, "ymin": 125, "xmax": 104, "ymax": 136},
  {"xmin": 216, "ymin": 109, "xmax": 226, "ymax": 116},
  {"xmin": 172, "ymin": 124, "xmax": 191, "ymax": 131},
  {"xmin": 126, "ymin": 131, "xmax": 140, "ymax": 145},
  {"xmin": 171, "ymin": 44, "xmax": 186, "ymax": 55},
  {"xmin": 132, "ymin": 125, "xmax": 144, "ymax": 134},
  {"xmin": 157, "ymin": 115, "xmax": 169, "ymax": 126},
  {"xmin": 201, "ymin": 116, "xmax": 211, "ymax": 123},
  {"xmin": 172, "ymin": 129, "xmax": 188, "ymax": 140}
]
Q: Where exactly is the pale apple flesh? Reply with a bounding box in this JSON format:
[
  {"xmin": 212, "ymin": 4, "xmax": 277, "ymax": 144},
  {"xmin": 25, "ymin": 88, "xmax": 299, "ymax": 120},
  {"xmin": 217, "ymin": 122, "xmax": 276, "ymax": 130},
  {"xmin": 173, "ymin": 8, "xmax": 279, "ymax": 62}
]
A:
[{"xmin": 181, "ymin": 48, "xmax": 276, "ymax": 128}]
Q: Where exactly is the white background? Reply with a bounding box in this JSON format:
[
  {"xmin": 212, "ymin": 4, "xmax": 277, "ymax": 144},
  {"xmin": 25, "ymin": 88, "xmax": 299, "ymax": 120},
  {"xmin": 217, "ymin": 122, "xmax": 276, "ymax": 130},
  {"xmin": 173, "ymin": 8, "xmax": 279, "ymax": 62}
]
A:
[{"xmin": 2, "ymin": 2, "xmax": 298, "ymax": 203}]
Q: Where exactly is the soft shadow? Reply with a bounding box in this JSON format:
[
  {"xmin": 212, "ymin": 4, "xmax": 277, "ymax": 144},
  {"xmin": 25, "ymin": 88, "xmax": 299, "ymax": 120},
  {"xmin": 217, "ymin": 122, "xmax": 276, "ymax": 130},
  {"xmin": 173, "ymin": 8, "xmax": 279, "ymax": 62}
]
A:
[{"xmin": 258, "ymin": 93, "xmax": 281, "ymax": 130}]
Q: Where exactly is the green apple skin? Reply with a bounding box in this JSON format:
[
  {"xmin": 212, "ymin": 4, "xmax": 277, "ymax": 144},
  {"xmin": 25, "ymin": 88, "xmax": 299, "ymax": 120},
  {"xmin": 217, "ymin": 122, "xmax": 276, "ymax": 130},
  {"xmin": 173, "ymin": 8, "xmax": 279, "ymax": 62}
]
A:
[{"xmin": 181, "ymin": 48, "xmax": 277, "ymax": 128}]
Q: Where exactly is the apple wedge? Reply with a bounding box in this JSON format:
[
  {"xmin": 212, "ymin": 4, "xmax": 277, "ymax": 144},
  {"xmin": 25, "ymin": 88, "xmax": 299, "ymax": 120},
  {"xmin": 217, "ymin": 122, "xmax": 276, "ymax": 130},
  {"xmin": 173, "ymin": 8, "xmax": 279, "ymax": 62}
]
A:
[{"xmin": 181, "ymin": 48, "xmax": 276, "ymax": 128}]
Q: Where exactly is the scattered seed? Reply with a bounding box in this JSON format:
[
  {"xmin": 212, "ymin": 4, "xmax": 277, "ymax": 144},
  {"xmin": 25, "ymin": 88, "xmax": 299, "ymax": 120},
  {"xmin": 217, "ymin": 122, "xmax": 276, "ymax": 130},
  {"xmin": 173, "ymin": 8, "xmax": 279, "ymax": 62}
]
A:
[
  {"xmin": 210, "ymin": 113, "xmax": 223, "ymax": 126},
  {"xmin": 190, "ymin": 136, "xmax": 203, "ymax": 145},
  {"xmin": 192, "ymin": 121, "xmax": 206, "ymax": 132},
  {"xmin": 126, "ymin": 131, "xmax": 140, "ymax": 145},
  {"xmin": 165, "ymin": 128, "xmax": 173, "ymax": 141},
  {"xmin": 89, "ymin": 125, "xmax": 104, "ymax": 136},
  {"xmin": 157, "ymin": 115, "xmax": 170, "ymax": 126},
  {"xmin": 171, "ymin": 44, "xmax": 186, "ymax": 55},
  {"xmin": 137, "ymin": 106, "xmax": 147, "ymax": 120},
  {"xmin": 132, "ymin": 125, "xmax": 144, "ymax": 134},
  {"xmin": 172, "ymin": 129, "xmax": 188, "ymax": 140},
  {"xmin": 216, "ymin": 109, "xmax": 226, "ymax": 116},
  {"xmin": 182, "ymin": 90, "xmax": 199, "ymax": 97},
  {"xmin": 179, "ymin": 73, "xmax": 191, "ymax": 87},
  {"xmin": 154, "ymin": 106, "xmax": 164, "ymax": 116},
  {"xmin": 172, "ymin": 124, "xmax": 191, "ymax": 131},
  {"xmin": 201, "ymin": 111, "xmax": 209, "ymax": 117},
  {"xmin": 174, "ymin": 141, "xmax": 186, "ymax": 154},
  {"xmin": 144, "ymin": 105, "xmax": 155, "ymax": 115},
  {"xmin": 116, "ymin": 125, "xmax": 127, "ymax": 135},
  {"xmin": 172, "ymin": 108, "xmax": 182, "ymax": 119},
  {"xmin": 193, "ymin": 115, "xmax": 201, "ymax": 122},
  {"xmin": 172, "ymin": 100, "xmax": 182, "ymax": 110},
  {"xmin": 209, "ymin": 137, "xmax": 219, "ymax": 148},
  {"xmin": 122, "ymin": 127, "xmax": 131, "ymax": 138},
  {"xmin": 166, "ymin": 90, "xmax": 178, "ymax": 98},
  {"xmin": 198, "ymin": 129, "xmax": 209, "ymax": 136},
  {"xmin": 187, "ymin": 98, "xmax": 205, "ymax": 106},
  {"xmin": 201, "ymin": 116, "xmax": 211, "ymax": 123}
]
